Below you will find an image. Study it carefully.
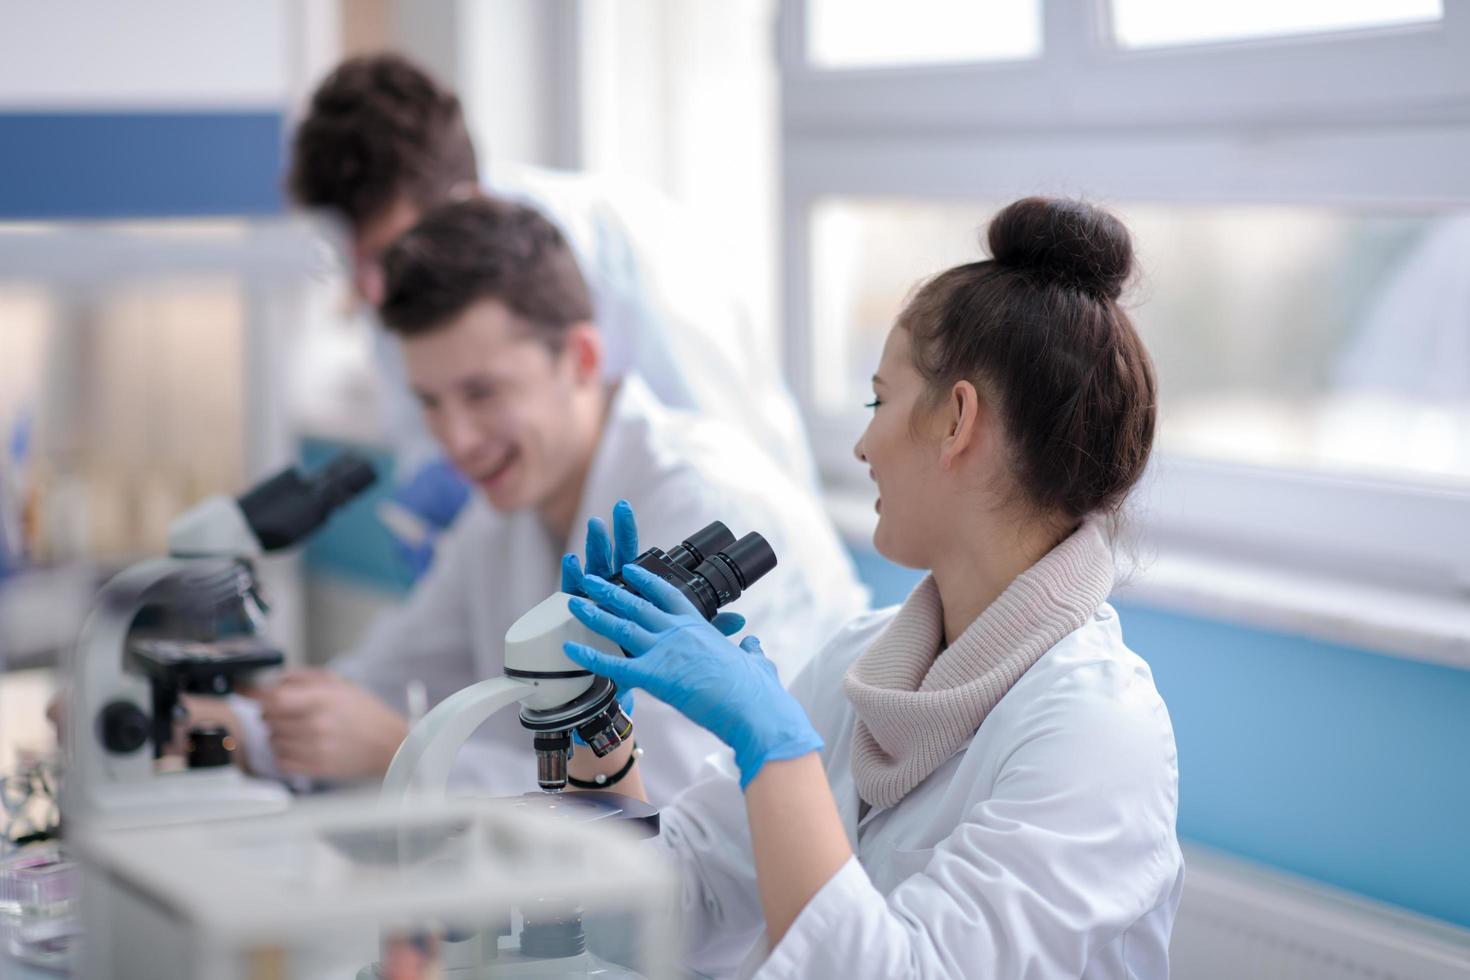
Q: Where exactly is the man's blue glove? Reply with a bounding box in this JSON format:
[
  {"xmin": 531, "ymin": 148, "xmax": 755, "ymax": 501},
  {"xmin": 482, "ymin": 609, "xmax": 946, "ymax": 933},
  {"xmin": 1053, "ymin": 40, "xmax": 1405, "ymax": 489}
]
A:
[
  {"xmin": 398, "ymin": 457, "xmax": 472, "ymax": 528},
  {"xmin": 562, "ymin": 563, "xmax": 822, "ymax": 790},
  {"xmin": 378, "ymin": 458, "xmax": 471, "ymax": 580}
]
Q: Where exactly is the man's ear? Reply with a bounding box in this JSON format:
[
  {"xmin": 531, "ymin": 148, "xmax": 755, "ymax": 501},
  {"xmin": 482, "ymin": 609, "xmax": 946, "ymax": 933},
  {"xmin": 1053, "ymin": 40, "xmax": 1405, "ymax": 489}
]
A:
[
  {"xmin": 562, "ymin": 322, "xmax": 603, "ymax": 385},
  {"xmin": 938, "ymin": 379, "xmax": 982, "ymax": 470}
]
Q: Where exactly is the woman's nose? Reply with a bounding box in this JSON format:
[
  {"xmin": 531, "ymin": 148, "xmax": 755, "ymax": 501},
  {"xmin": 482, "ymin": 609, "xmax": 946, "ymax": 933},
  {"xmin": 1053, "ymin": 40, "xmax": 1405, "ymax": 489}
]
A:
[{"xmin": 853, "ymin": 435, "xmax": 867, "ymax": 464}]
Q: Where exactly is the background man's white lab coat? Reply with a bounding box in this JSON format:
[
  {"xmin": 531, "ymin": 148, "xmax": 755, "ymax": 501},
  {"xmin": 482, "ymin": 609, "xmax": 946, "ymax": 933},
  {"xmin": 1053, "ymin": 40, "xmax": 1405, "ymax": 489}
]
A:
[
  {"xmin": 240, "ymin": 376, "xmax": 867, "ymax": 802},
  {"xmin": 380, "ymin": 164, "xmax": 818, "ymax": 491},
  {"xmin": 658, "ymin": 603, "xmax": 1183, "ymax": 979}
]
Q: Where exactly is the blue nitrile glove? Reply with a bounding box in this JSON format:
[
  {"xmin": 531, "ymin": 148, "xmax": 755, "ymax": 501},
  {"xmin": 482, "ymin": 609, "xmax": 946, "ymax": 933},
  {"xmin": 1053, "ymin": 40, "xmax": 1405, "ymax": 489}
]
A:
[
  {"xmin": 563, "ymin": 564, "xmax": 822, "ymax": 790},
  {"xmin": 562, "ymin": 502, "xmax": 641, "ymax": 733},
  {"xmin": 379, "ymin": 458, "xmax": 471, "ymax": 579},
  {"xmin": 560, "ymin": 500, "xmax": 746, "ymax": 637},
  {"xmin": 560, "ymin": 501, "xmax": 745, "ymax": 737},
  {"xmin": 398, "ymin": 457, "xmax": 472, "ymax": 528}
]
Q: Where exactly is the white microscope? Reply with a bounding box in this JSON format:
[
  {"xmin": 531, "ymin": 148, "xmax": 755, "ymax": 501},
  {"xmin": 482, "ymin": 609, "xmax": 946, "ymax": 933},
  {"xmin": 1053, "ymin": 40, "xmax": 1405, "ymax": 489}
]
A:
[
  {"xmin": 382, "ymin": 521, "xmax": 776, "ymax": 801},
  {"xmin": 63, "ymin": 452, "xmax": 376, "ymax": 830}
]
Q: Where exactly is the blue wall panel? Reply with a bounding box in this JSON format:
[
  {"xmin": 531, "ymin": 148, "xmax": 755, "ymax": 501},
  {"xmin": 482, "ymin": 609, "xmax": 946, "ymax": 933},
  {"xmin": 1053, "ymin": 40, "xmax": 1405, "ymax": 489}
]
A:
[
  {"xmin": 1115, "ymin": 602, "xmax": 1470, "ymax": 929},
  {"xmin": 850, "ymin": 546, "xmax": 1470, "ymax": 929},
  {"xmin": 850, "ymin": 547, "xmax": 923, "ymax": 608},
  {"xmin": 0, "ymin": 111, "xmax": 285, "ymax": 219}
]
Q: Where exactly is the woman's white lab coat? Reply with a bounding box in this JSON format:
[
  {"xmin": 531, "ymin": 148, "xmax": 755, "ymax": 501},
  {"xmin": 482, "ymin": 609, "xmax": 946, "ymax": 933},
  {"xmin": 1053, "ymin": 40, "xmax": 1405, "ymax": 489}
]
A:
[
  {"xmin": 657, "ymin": 602, "xmax": 1183, "ymax": 979},
  {"xmin": 237, "ymin": 376, "xmax": 867, "ymax": 801}
]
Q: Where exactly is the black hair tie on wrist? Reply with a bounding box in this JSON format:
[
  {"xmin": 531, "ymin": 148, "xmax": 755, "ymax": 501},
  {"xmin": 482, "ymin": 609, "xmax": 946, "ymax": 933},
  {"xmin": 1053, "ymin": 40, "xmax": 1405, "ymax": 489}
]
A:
[{"xmin": 567, "ymin": 743, "xmax": 640, "ymax": 790}]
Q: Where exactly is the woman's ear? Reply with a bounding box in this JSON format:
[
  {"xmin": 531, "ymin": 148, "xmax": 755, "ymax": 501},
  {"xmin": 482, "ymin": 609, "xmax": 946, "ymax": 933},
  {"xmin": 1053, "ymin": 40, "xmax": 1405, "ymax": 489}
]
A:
[
  {"xmin": 562, "ymin": 322, "xmax": 603, "ymax": 385},
  {"xmin": 938, "ymin": 380, "xmax": 982, "ymax": 470}
]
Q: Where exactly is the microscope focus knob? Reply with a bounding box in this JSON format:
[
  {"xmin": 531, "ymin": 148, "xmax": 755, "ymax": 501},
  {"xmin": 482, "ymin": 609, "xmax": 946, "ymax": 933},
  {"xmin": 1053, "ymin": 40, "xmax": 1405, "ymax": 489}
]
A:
[
  {"xmin": 186, "ymin": 725, "xmax": 235, "ymax": 768},
  {"xmin": 99, "ymin": 701, "xmax": 150, "ymax": 754}
]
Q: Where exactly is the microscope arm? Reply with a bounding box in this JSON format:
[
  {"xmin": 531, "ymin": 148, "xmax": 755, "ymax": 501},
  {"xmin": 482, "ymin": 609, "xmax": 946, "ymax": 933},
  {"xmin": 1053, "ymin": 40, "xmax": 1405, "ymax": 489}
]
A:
[{"xmin": 380, "ymin": 676, "xmax": 536, "ymax": 802}]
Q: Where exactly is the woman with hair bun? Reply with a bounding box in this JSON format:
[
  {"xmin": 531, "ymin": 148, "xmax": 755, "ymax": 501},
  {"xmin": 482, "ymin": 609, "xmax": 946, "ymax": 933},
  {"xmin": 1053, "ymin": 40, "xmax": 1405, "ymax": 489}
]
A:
[{"xmin": 561, "ymin": 197, "xmax": 1181, "ymax": 979}]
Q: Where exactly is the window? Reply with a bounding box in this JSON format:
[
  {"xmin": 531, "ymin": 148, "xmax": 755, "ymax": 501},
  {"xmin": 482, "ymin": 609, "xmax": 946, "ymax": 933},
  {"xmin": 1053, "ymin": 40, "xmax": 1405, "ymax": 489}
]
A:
[
  {"xmin": 0, "ymin": 220, "xmax": 326, "ymax": 566},
  {"xmin": 807, "ymin": 0, "xmax": 1041, "ymax": 69},
  {"xmin": 1111, "ymin": 0, "xmax": 1443, "ymax": 50},
  {"xmin": 0, "ymin": 275, "xmax": 246, "ymax": 562},
  {"xmin": 780, "ymin": 0, "xmax": 1470, "ymax": 587},
  {"xmin": 811, "ymin": 199, "xmax": 1469, "ymax": 487}
]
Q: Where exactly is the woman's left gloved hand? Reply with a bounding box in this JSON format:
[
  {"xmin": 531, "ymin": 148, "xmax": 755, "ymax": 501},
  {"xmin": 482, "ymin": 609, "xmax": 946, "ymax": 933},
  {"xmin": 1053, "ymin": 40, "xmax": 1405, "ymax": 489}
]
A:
[
  {"xmin": 561, "ymin": 500, "xmax": 746, "ymax": 637},
  {"xmin": 562, "ymin": 563, "xmax": 823, "ymax": 789}
]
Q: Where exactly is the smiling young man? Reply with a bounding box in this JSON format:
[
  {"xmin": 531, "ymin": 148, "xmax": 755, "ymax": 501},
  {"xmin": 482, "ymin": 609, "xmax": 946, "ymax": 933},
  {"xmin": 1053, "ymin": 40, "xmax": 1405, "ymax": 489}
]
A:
[{"xmin": 223, "ymin": 196, "xmax": 868, "ymax": 801}]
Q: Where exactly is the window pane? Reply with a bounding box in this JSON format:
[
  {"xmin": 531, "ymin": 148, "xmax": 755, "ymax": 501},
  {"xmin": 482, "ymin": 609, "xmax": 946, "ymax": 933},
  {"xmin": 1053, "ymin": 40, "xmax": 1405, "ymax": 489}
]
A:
[
  {"xmin": 810, "ymin": 199, "xmax": 1470, "ymax": 486},
  {"xmin": 807, "ymin": 0, "xmax": 1041, "ymax": 69},
  {"xmin": 0, "ymin": 277, "xmax": 247, "ymax": 562},
  {"xmin": 1111, "ymin": 0, "xmax": 1442, "ymax": 50},
  {"xmin": 0, "ymin": 221, "xmax": 298, "ymax": 566}
]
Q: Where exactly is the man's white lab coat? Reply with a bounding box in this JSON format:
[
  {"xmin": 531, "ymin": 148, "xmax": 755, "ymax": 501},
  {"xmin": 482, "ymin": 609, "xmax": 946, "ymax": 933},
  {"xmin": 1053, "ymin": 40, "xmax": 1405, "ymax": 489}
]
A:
[
  {"xmin": 241, "ymin": 376, "xmax": 867, "ymax": 802},
  {"xmin": 658, "ymin": 602, "xmax": 1183, "ymax": 979}
]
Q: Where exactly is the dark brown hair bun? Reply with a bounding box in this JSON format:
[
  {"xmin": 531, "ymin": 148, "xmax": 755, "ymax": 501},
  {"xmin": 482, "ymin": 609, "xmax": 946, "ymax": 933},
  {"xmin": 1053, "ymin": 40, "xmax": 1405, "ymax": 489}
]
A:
[
  {"xmin": 900, "ymin": 197, "xmax": 1156, "ymax": 521},
  {"xmin": 987, "ymin": 196, "xmax": 1133, "ymax": 300}
]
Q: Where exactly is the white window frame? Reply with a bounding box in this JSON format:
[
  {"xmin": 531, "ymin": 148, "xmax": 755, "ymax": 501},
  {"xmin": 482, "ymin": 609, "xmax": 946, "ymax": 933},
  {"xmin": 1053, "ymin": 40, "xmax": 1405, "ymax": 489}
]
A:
[{"xmin": 779, "ymin": 0, "xmax": 1470, "ymax": 595}]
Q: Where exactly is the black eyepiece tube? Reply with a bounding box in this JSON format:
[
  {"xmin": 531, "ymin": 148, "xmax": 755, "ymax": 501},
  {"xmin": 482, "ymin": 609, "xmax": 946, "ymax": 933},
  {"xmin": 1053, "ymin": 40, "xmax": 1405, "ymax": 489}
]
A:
[
  {"xmin": 238, "ymin": 451, "xmax": 378, "ymax": 552},
  {"xmin": 313, "ymin": 453, "xmax": 376, "ymax": 511},
  {"xmin": 722, "ymin": 532, "xmax": 777, "ymax": 590},
  {"xmin": 665, "ymin": 521, "xmax": 735, "ymax": 570}
]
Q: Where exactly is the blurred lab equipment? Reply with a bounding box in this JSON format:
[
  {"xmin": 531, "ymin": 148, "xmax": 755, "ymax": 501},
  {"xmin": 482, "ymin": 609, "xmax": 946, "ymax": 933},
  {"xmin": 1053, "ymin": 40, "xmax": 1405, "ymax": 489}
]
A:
[
  {"xmin": 70, "ymin": 795, "xmax": 679, "ymax": 980},
  {"xmin": 0, "ymin": 753, "xmax": 60, "ymax": 851},
  {"xmin": 382, "ymin": 521, "xmax": 776, "ymax": 799},
  {"xmin": 63, "ymin": 452, "xmax": 375, "ymax": 831},
  {"xmin": 0, "ymin": 839, "xmax": 76, "ymax": 974},
  {"xmin": 0, "ymin": 218, "xmax": 344, "ymax": 675}
]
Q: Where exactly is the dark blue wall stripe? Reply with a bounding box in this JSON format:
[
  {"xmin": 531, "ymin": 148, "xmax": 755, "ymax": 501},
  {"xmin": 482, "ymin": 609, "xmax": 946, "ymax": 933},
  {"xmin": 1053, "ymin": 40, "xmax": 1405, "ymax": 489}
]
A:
[
  {"xmin": 849, "ymin": 550, "xmax": 1470, "ymax": 929},
  {"xmin": 0, "ymin": 111, "xmax": 285, "ymax": 219}
]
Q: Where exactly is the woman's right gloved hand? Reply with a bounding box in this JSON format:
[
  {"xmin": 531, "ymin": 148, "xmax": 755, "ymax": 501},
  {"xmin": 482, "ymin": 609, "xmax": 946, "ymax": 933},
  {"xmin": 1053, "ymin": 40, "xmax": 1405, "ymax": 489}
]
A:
[{"xmin": 562, "ymin": 564, "xmax": 822, "ymax": 790}]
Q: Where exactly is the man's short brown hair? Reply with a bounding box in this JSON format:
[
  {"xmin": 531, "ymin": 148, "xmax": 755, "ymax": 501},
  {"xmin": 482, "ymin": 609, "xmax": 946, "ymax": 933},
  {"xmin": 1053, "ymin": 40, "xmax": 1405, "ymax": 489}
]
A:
[
  {"xmin": 380, "ymin": 196, "xmax": 593, "ymax": 341},
  {"xmin": 287, "ymin": 53, "xmax": 478, "ymax": 227}
]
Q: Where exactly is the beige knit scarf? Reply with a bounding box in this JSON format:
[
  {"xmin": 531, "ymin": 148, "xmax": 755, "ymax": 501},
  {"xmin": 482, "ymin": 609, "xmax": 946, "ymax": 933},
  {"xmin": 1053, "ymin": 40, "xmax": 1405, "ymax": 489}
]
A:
[{"xmin": 844, "ymin": 519, "xmax": 1116, "ymax": 809}]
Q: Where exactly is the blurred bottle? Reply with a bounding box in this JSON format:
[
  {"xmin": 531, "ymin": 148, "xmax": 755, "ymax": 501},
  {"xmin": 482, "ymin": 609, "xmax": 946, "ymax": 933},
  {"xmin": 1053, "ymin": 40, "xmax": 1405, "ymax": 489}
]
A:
[{"xmin": 0, "ymin": 410, "xmax": 33, "ymax": 576}]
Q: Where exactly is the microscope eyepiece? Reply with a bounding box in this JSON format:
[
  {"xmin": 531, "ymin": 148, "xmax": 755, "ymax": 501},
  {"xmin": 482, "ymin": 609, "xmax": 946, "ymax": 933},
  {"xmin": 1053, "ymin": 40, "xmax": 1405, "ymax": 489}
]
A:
[
  {"xmin": 664, "ymin": 521, "xmax": 736, "ymax": 571},
  {"xmin": 237, "ymin": 451, "xmax": 378, "ymax": 552},
  {"xmin": 707, "ymin": 532, "xmax": 777, "ymax": 591},
  {"xmin": 615, "ymin": 522, "xmax": 778, "ymax": 620},
  {"xmin": 313, "ymin": 453, "xmax": 376, "ymax": 510}
]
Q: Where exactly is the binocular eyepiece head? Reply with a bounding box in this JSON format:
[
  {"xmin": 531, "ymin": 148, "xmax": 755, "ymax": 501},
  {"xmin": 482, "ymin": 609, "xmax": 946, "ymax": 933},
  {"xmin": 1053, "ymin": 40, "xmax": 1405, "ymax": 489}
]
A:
[
  {"xmin": 615, "ymin": 521, "xmax": 777, "ymax": 621},
  {"xmin": 519, "ymin": 521, "xmax": 778, "ymax": 793}
]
